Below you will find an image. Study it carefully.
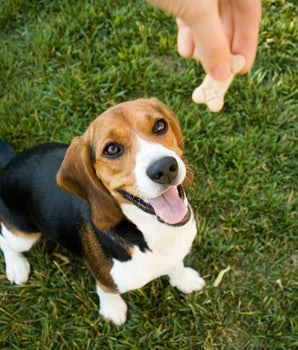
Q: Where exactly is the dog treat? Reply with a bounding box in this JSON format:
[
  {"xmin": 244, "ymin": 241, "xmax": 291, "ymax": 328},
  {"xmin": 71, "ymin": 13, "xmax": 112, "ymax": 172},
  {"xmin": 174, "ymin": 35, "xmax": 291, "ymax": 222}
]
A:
[{"xmin": 192, "ymin": 54, "xmax": 246, "ymax": 112}]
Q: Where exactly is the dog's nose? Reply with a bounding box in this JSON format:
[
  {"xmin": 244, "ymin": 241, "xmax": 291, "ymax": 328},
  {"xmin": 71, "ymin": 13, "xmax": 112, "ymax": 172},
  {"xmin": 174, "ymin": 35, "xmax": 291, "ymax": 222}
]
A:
[{"xmin": 146, "ymin": 156, "xmax": 178, "ymax": 185}]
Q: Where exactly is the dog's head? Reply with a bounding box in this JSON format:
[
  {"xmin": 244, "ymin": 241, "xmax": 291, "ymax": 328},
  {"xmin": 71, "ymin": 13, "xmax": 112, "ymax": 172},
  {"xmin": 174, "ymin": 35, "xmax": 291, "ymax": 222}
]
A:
[{"xmin": 57, "ymin": 98, "xmax": 193, "ymax": 229}]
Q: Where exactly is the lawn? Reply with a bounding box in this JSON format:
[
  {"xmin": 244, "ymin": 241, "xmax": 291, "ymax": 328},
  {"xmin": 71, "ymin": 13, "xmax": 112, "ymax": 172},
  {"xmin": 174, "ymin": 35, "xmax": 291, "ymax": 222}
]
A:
[{"xmin": 0, "ymin": 0, "xmax": 297, "ymax": 349}]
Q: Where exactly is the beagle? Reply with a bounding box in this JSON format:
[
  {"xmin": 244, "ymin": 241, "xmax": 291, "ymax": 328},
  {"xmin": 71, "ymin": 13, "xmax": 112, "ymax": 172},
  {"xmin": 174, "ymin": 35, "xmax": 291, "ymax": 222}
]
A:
[{"xmin": 0, "ymin": 98, "xmax": 205, "ymax": 325}]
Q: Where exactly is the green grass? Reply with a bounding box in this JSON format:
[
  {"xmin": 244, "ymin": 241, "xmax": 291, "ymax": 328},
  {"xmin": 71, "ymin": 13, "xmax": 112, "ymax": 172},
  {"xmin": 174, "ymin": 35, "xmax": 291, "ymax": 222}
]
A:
[{"xmin": 0, "ymin": 0, "xmax": 297, "ymax": 349}]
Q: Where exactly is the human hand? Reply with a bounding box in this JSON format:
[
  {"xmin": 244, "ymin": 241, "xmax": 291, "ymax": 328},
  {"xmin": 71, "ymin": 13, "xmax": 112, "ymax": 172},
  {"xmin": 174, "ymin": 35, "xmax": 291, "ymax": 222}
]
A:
[{"xmin": 147, "ymin": 0, "xmax": 261, "ymax": 80}]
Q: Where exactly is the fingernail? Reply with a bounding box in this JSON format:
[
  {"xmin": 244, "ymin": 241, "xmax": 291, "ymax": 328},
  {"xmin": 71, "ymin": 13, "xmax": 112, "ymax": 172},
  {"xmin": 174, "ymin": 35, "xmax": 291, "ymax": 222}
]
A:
[{"xmin": 211, "ymin": 62, "xmax": 231, "ymax": 80}]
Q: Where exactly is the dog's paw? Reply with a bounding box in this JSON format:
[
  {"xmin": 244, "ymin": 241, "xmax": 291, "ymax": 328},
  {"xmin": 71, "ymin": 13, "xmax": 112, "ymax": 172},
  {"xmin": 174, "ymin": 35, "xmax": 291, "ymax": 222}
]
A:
[
  {"xmin": 99, "ymin": 294, "xmax": 128, "ymax": 326},
  {"xmin": 5, "ymin": 251, "xmax": 30, "ymax": 285},
  {"xmin": 170, "ymin": 267, "xmax": 205, "ymax": 294}
]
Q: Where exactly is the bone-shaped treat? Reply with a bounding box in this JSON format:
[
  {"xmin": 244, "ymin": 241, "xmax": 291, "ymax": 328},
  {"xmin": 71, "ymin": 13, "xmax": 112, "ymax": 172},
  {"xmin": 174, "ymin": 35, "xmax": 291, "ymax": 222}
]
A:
[{"xmin": 192, "ymin": 54, "xmax": 246, "ymax": 112}]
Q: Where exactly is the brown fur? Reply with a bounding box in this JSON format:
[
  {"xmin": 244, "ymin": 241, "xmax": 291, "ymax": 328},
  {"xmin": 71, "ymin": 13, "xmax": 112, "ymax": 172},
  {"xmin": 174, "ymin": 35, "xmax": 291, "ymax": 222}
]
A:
[
  {"xmin": 81, "ymin": 223, "xmax": 118, "ymax": 293},
  {"xmin": 0, "ymin": 219, "xmax": 41, "ymax": 240},
  {"xmin": 56, "ymin": 135, "xmax": 123, "ymax": 230}
]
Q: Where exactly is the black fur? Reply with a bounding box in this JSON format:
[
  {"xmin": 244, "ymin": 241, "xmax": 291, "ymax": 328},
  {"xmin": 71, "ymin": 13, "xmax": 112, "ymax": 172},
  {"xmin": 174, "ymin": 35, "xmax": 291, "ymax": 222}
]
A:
[
  {"xmin": 0, "ymin": 139, "xmax": 17, "ymax": 168},
  {"xmin": 0, "ymin": 142, "xmax": 148, "ymax": 260}
]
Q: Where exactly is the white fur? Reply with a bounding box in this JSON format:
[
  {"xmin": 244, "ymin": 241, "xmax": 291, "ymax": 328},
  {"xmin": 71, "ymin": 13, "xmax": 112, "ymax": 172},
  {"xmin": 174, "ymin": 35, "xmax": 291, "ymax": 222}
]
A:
[
  {"xmin": 168, "ymin": 262, "xmax": 206, "ymax": 293},
  {"xmin": 107, "ymin": 203, "xmax": 205, "ymax": 325},
  {"xmin": 0, "ymin": 223, "xmax": 40, "ymax": 285},
  {"xmin": 134, "ymin": 136, "xmax": 186, "ymax": 199},
  {"xmin": 111, "ymin": 204, "xmax": 204, "ymax": 294},
  {"xmin": 96, "ymin": 285, "xmax": 127, "ymax": 326}
]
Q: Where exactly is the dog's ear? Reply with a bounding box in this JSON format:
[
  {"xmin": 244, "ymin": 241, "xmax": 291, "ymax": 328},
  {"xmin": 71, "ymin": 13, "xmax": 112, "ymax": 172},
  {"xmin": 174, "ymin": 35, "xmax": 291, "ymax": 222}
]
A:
[{"xmin": 57, "ymin": 134, "xmax": 123, "ymax": 230}]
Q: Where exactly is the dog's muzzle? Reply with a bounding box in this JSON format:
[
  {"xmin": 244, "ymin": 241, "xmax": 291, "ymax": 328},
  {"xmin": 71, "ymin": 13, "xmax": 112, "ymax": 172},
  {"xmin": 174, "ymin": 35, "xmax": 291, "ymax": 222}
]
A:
[{"xmin": 118, "ymin": 184, "xmax": 191, "ymax": 226}]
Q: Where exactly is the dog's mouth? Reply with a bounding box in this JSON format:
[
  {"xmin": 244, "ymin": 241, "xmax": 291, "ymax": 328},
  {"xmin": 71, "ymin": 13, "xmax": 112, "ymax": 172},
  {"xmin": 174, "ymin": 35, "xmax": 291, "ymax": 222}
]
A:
[{"xmin": 117, "ymin": 185, "xmax": 191, "ymax": 226}]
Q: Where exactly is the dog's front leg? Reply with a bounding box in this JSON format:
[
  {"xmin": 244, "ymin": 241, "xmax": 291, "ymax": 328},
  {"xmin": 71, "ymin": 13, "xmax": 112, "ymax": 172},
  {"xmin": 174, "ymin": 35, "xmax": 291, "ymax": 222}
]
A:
[
  {"xmin": 168, "ymin": 262, "xmax": 205, "ymax": 294},
  {"xmin": 96, "ymin": 283, "xmax": 127, "ymax": 325}
]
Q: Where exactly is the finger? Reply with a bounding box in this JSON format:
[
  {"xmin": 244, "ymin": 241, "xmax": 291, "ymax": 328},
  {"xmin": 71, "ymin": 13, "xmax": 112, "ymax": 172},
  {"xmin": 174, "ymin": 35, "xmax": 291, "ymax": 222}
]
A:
[
  {"xmin": 176, "ymin": 18, "xmax": 195, "ymax": 58},
  {"xmin": 219, "ymin": 0, "xmax": 234, "ymax": 45},
  {"xmin": 231, "ymin": 0, "xmax": 262, "ymax": 72},
  {"xmin": 185, "ymin": 1, "xmax": 232, "ymax": 79}
]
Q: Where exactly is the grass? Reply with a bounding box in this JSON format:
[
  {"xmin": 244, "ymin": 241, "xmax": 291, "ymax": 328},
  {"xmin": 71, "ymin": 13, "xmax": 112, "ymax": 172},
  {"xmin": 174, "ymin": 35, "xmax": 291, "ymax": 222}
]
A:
[{"xmin": 0, "ymin": 0, "xmax": 297, "ymax": 349}]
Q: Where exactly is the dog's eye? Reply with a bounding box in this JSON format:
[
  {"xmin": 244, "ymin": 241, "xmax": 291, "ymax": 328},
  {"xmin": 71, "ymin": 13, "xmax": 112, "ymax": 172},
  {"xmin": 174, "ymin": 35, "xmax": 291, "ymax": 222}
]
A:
[
  {"xmin": 153, "ymin": 119, "xmax": 168, "ymax": 135},
  {"xmin": 103, "ymin": 143, "xmax": 123, "ymax": 158}
]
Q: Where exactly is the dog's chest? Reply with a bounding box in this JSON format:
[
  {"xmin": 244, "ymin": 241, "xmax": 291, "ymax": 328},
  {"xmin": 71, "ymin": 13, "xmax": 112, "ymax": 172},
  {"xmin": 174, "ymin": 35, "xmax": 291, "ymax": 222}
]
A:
[{"xmin": 110, "ymin": 204, "xmax": 197, "ymax": 293}]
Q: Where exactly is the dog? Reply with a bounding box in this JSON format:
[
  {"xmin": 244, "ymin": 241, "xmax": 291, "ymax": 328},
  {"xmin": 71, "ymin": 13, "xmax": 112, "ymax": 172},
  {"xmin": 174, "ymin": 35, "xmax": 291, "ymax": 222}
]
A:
[{"xmin": 0, "ymin": 98, "xmax": 205, "ymax": 325}]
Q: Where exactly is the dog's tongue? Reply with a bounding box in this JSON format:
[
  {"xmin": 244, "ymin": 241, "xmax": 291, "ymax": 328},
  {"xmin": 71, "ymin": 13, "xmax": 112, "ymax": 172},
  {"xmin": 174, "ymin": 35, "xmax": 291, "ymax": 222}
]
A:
[{"xmin": 148, "ymin": 187, "xmax": 187, "ymax": 225}]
